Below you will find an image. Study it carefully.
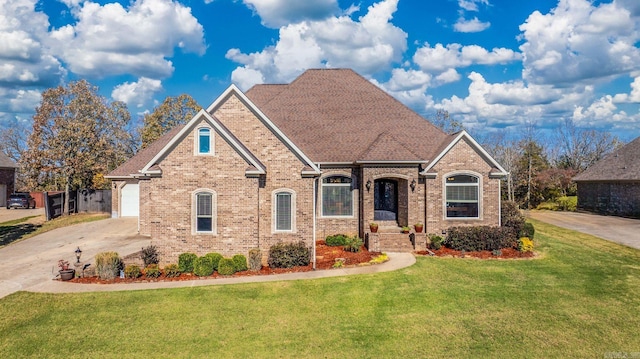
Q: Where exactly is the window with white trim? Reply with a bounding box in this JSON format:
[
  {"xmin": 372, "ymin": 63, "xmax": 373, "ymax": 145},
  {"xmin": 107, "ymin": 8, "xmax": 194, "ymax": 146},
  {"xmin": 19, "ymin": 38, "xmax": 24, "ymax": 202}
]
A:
[
  {"xmin": 196, "ymin": 127, "xmax": 212, "ymax": 155},
  {"xmin": 194, "ymin": 190, "xmax": 216, "ymax": 233},
  {"xmin": 322, "ymin": 176, "xmax": 353, "ymax": 216},
  {"xmin": 445, "ymin": 174, "xmax": 479, "ymax": 218},
  {"xmin": 274, "ymin": 190, "xmax": 295, "ymax": 232}
]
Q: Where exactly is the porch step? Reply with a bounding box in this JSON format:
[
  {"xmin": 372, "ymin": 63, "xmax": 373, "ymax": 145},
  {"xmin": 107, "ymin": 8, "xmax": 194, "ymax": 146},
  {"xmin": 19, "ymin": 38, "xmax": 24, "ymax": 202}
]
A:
[{"xmin": 367, "ymin": 232, "xmax": 427, "ymax": 253}]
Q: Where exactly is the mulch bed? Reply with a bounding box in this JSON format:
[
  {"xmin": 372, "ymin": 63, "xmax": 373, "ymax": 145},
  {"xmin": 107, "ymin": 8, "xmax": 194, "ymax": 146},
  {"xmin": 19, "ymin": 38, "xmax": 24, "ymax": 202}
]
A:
[
  {"xmin": 415, "ymin": 247, "xmax": 535, "ymax": 259},
  {"xmin": 68, "ymin": 241, "xmax": 383, "ymax": 284}
]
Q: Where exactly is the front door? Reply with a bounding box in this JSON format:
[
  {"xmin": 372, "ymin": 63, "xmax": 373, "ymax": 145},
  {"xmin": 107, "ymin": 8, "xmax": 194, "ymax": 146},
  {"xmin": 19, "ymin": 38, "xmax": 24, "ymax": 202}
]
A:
[{"xmin": 374, "ymin": 179, "xmax": 398, "ymax": 221}]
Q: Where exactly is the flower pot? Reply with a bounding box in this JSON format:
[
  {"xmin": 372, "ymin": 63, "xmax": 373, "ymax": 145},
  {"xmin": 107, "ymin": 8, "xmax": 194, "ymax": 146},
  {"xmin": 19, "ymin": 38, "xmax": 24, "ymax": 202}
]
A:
[
  {"xmin": 59, "ymin": 269, "xmax": 75, "ymax": 281},
  {"xmin": 370, "ymin": 225, "xmax": 378, "ymax": 233},
  {"xmin": 414, "ymin": 225, "xmax": 423, "ymax": 233}
]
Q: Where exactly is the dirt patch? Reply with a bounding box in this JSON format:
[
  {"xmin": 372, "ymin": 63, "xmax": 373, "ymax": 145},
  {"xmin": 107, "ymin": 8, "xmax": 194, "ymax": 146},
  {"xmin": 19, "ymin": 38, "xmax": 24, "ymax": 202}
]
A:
[
  {"xmin": 415, "ymin": 247, "xmax": 535, "ymax": 259},
  {"xmin": 69, "ymin": 241, "xmax": 384, "ymax": 284}
]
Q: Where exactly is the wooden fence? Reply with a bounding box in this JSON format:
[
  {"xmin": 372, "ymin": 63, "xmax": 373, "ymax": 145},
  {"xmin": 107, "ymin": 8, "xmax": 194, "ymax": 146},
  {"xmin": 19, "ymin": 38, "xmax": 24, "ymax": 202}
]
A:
[{"xmin": 44, "ymin": 189, "xmax": 111, "ymax": 220}]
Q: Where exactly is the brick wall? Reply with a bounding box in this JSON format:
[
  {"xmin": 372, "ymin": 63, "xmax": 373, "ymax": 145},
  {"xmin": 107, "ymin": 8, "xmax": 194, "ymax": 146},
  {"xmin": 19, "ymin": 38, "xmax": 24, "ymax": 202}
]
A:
[
  {"xmin": 144, "ymin": 95, "xmax": 315, "ymax": 265},
  {"xmin": 577, "ymin": 181, "xmax": 640, "ymax": 218},
  {"xmin": 426, "ymin": 138, "xmax": 502, "ymax": 236},
  {"xmin": 0, "ymin": 168, "xmax": 15, "ymax": 206}
]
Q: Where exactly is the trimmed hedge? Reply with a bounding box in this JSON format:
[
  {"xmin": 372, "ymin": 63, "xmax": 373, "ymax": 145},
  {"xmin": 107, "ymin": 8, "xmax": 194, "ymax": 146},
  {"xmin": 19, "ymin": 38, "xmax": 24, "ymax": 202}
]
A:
[
  {"xmin": 444, "ymin": 226, "xmax": 516, "ymax": 252},
  {"xmin": 193, "ymin": 256, "xmax": 214, "ymax": 277},
  {"xmin": 204, "ymin": 252, "xmax": 223, "ymax": 271},
  {"xmin": 217, "ymin": 258, "xmax": 236, "ymax": 276},
  {"xmin": 232, "ymin": 254, "xmax": 248, "ymax": 272},
  {"xmin": 248, "ymin": 248, "xmax": 262, "ymax": 271},
  {"xmin": 521, "ymin": 222, "xmax": 535, "ymax": 240},
  {"xmin": 326, "ymin": 234, "xmax": 350, "ymax": 246},
  {"xmin": 178, "ymin": 253, "xmax": 198, "ymax": 273},
  {"xmin": 268, "ymin": 241, "xmax": 310, "ymax": 268},
  {"xmin": 144, "ymin": 264, "xmax": 161, "ymax": 278},
  {"xmin": 501, "ymin": 201, "xmax": 525, "ymax": 237},
  {"xmin": 124, "ymin": 264, "xmax": 141, "ymax": 278}
]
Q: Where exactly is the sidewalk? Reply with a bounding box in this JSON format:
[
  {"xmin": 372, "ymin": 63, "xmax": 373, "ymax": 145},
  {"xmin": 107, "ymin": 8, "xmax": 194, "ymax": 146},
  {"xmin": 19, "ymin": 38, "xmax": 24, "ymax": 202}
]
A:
[{"xmin": 27, "ymin": 252, "xmax": 416, "ymax": 295}]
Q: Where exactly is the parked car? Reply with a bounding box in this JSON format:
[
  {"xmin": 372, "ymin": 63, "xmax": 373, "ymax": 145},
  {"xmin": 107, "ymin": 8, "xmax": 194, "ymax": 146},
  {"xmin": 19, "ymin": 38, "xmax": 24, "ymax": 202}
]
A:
[{"xmin": 6, "ymin": 193, "xmax": 36, "ymax": 209}]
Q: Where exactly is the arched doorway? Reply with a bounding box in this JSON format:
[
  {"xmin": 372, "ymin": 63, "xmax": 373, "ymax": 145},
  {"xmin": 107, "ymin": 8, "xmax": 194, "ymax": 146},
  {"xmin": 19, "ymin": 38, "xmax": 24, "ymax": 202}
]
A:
[{"xmin": 374, "ymin": 179, "xmax": 398, "ymax": 221}]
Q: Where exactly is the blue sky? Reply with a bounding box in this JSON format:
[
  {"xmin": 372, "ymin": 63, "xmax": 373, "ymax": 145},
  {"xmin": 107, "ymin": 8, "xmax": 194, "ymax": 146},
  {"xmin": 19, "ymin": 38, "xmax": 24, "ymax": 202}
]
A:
[{"xmin": 2, "ymin": 0, "xmax": 640, "ymax": 141}]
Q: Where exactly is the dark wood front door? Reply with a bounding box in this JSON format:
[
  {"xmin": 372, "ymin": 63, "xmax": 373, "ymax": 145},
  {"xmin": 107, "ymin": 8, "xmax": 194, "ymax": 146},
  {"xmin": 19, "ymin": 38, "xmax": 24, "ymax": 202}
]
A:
[{"xmin": 374, "ymin": 179, "xmax": 398, "ymax": 221}]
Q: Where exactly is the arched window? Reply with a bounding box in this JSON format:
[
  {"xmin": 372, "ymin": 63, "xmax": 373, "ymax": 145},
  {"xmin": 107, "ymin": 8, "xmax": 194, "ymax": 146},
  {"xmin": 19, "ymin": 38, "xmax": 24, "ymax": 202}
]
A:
[
  {"xmin": 273, "ymin": 189, "xmax": 295, "ymax": 232},
  {"xmin": 321, "ymin": 176, "xmax": 353, "ymax": 217},
  {"xmin": 445, "ymin": 174, "xmax": 479, "ymax": 218},
  {"xmin": 193, "ymin": 190, "xmax": 216, "ymax": 234},
  {"xmin": 196, "ymin": 127, "xmax": 212, "ymax": 155}
]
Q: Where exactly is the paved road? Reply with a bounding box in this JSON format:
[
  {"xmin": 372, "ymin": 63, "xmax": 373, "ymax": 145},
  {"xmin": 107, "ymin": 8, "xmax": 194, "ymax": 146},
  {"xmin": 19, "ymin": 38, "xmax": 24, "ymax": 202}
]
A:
[
  {"xmin": 0, "ymin": 217, "xmax": 149, "ymax": 298},
  {"xmin": 527, "ymin": 210, "xmax": 640, "ymax": 250},
  {"xmin": 0, "ymin": 207, "xmax": 44, "ymax": 223}
]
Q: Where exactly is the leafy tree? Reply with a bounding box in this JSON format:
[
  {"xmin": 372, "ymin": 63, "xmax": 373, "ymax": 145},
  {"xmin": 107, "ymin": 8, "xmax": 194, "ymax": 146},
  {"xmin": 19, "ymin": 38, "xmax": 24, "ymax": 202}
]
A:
[
  {"xmin": 20, "ymin": 80, "xmax": 135, "ymax": 213},
  {"xmin": 0, "ymin": 122, "xmax": 30, "ymax": 190},
  {"xmin": 513, "ymin": 139, "xmax": 549, "ymax": 209},
  {"xmin": 139, "ymin": 94, "xmax": 201, "ymax": 149}
]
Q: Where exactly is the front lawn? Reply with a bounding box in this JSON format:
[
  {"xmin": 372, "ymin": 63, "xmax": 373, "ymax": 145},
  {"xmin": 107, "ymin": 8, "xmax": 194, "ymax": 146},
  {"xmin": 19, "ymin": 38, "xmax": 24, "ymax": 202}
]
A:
[{"xmin": 1, "ymin": 219, "xmax": 639, "ymax": 358}]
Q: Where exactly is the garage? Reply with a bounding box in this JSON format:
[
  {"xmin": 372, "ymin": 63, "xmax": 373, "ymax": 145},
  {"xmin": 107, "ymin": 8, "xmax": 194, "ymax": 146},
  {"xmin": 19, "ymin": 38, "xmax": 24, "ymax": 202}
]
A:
[{"xmin": 120, "ymin": 183, "xmax": 139, "ymax": 217}]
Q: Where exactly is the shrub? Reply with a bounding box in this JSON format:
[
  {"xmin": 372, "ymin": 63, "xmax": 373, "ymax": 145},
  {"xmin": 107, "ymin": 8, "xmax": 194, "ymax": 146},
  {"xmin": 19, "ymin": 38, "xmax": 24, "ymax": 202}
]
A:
[
  {"xmin": 193, "ymin": 256, "xmax": 214, "ymax": 277},
  {"xmin": 268, "ymin": 241, "xmax": 310, "ymax": 268},
  {"xmin": 124, "ymin": 264, "xmax": 141, "ymax": 278},
  {"xmin": 164, "ymin": 264, "xmax": 180, "ymax": 278},
  {"xmin": 501, "ymin": 201, "xmax": 525, "ymax": 237},
  {"xmin": 444, "ymin": 226, "xmax": 515, "ymax": 252},
  {"xmin": 178, "ymin": 252, "xmax": 198, "ymax": 273},
  {"xmin": 428, "ymin": 234, "xmax": 444, "ymax": 250},
  {"xmin": 248, "ymin": 248, "xmax": 262, "ymax": 271},
  {"xmin": 217, "ymin": 258, "xmax": 236, "ymax": 276},
  {"xmin": 232, "ymin": 254, "xmax": 248, "ymax": 272},
  {"xmin": 369, "ymin": 253, "xmax": 389, "ymax": 264},
  {"xmin": 140, "ymin": 245, "xmax": 159, "ymax": 267},
  {"xmin": 343, "ymin": 236, "xmax": 363, "ymax": 253},
  {"xmin": 95, "ymin": 251, "xmax": 123, "ymax": 280},
  {"xmin": 520, "ymin": 222, "xmax": 535, "ymax": 240},
  {"xmin": 326, "ymin": 234, "xmax": 350, "ymax": 246},
  {"xmin": 144, "ymin": 264, "xmax": 161, "ymax": 278},
  {"xmin": 518, "ymin": 237, "xmax": 534, "ymax": 252},
  {"xmin": 204, "ymin": 253, "xmax": 223, "ymax": 271},
  {"xmin": 557, "ymin": 196, "xmax": 577, "ymax": 211}
]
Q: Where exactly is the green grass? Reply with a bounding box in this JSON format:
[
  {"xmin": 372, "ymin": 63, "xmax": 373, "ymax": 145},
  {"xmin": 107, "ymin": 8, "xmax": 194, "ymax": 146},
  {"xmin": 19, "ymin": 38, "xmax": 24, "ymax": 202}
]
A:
[
  {"xmin": 0, "ymin": 213, "xmax": 109, "ymax": 247},
  {"xmin": 1, "ymin": 219, "xmax": 639, "ymax": 358}
]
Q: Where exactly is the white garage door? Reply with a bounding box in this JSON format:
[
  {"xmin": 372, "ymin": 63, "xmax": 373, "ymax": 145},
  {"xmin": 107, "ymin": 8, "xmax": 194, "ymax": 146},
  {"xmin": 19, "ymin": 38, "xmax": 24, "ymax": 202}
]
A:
[{"xmin": 121, "ymin": 183, "xmax": 139, "ymax": 217}]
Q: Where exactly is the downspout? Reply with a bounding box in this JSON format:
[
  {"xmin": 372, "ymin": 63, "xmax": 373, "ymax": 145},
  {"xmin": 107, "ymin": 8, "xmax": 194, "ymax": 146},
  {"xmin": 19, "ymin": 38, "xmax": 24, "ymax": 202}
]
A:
[{"xmin": 312, "ymin": 164, "xmax": 319, "ymax": 270}]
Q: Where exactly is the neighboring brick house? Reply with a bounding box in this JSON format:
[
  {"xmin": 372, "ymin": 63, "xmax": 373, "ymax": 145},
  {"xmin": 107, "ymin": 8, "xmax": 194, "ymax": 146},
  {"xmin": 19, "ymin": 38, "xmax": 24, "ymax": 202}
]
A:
[
  {"xmin": 0, "ymin": 152, "xmax": 18, "ymax": 207},
  {"xmin": 573, "ymin": 136, "xmax": 640, "ymax": 218},
  {"xmin": 107, "ymin": 69, "xmax": 507, "ymax": 265}
]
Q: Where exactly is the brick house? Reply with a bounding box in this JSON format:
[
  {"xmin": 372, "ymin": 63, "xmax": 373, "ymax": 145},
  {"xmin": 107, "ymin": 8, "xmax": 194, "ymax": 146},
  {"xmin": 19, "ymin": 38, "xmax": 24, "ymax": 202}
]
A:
[
  {"xmin": 107, "ymin": 69, "xmax": 507, "ymax": 264},
  {"xmin": 0, "ymin": 152, "xmax": 17, "ymax": 207},
  {"xmin": 573, "ymin": 136, "xmax": 640, "ymax": 218}
]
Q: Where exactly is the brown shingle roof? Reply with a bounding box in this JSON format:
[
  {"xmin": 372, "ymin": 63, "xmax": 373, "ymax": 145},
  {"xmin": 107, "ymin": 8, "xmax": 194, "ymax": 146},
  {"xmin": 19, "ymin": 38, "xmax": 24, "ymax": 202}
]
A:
[
  {"xmin": 106, "ymin": 125, "xmax": 185, "ymax": 178},
  {"xmin": 0, "ymin": 152, "xmax": 17, "ymax": 168},
  {"xmin": 245, "ymin": 69, "xmax": 447, "ymax": 163},
  {"xmin": 573, "ymin": 136, "xmax": 640, "ymax": 181}
]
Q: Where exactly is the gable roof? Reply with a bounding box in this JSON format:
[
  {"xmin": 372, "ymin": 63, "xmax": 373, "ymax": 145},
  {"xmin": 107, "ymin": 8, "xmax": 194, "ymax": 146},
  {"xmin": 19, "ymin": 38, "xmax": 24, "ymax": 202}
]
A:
[
  {"xmin": 421, "ymin": 130, "xmax": 508, "ymax": 177},
  {"xmin": 245, "ymin": 69, "xmax": 448, "ymax": 163},
  {"xmin": 573, "ymin": 136, "xmax": 640, "ymax": 182},
  {"xmin": 0, "ymin": 152, "xmax": 17, "ymax": 169}
]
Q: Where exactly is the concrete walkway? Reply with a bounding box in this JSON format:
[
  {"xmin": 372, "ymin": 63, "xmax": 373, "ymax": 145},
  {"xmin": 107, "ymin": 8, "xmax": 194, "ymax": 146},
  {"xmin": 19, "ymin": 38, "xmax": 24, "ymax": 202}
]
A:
[
  {"xmin": 527, "ymin": 210, "xmax": 640, "ymax": 250},
  {"xmin": 28, "ymin": 252, "xmax": 416, "ymax": 295}
]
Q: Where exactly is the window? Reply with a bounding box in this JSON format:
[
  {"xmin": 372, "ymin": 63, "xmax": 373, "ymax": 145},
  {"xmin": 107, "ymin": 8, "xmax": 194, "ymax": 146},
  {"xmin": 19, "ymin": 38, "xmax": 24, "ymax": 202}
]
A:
[
  {"xmin": 274, "ymin": 191, "xmax": 293, "ymax": 231},
  {"xmin": 197, "ymin": 128, "xmax": 212, "ymax": 155},
  {"xmin": 445, "ymin": 175, "xmax": 479, "ymax": 218},
  {"xmin": 322, "ymin": 176, "xmax": 353, "ymax": 216},
  {"xmin": 193, "ymin": 190, "xmax": 216, "ymax": 234}
]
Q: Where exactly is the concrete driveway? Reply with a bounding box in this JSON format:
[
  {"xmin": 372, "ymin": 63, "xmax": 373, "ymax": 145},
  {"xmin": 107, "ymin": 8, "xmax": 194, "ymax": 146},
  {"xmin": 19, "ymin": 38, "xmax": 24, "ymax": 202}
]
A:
[
  {"xmin": 0, "ymin": 216, "xmax": 149, "ymax": 298},
  {"xmin": 527, "ymin": 210, "xmax": 640, "ymax": 250}
]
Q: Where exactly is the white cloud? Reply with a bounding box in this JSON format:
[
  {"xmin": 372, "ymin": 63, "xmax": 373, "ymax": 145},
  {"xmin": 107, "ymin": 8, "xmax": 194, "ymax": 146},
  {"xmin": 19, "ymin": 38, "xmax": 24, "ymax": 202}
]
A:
[
  {"xmin": 458, "ymin": 0, "xmax": 489, "ymax": 12},
  {"xmin": 0, "ymin": 0, "xmax": 65, "ymax": 88},
  {"xmin": 228, "ymin": 0, "xmax": 407, "ymax": 88},
  {"xmin": 49, "ymin": 0, "xmax": 206, "ymax": 79},
  {"xmin": 413, "ymin": 43, "xmax": 521, "ymax": 73},
  {"xmin": 242, "ymin": 0, "xmax": 340, "ymax": 28},
  {"xmin": 454, "ymin": 17, "xmax": 490, "ymax": 32},
  {"xmin": 519, "ymin": 0, "xmax": 640, "ymax": 85},
  {"xmin": 111, "ymin": 77, "xmax": 163, "ymax": 108},
  {"xmin": 613, "ymin": 76, "xmax": 640, "ymax": 103}
]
